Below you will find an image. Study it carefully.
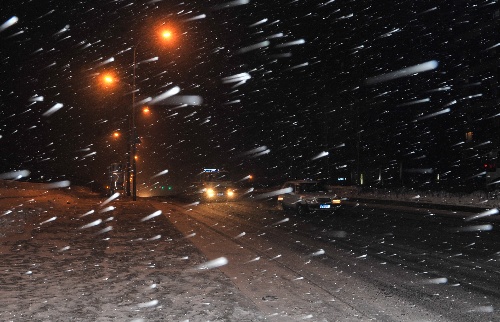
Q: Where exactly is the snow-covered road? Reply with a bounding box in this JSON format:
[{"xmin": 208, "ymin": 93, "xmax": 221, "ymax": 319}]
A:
[
  {"xmin": 2, "ymin": 181, "xmax": 499, "ymax": 321},
  {"xmin": 153, "ymin": 198, "xmax": 500, "ymax": 322}
]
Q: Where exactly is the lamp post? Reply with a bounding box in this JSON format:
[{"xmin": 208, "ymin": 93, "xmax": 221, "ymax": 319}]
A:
[
  {"xmin": 100, "ymin": 67, "xmax": 139, "ymax": 200},
  {"xmin": 101, "ymin": 25, "xmax": 175, "ymax": 201},
  {"xmin": 131, "ymin": 45, "xmax": 139, "ymax": 201},
  {"xmin": 130, "ymin": 27, "xmax": 174, "ymax": 200}
]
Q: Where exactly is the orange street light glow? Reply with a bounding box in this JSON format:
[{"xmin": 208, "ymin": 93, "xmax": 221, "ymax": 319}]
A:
[
  {"xmin": 101, "ymin": 72, "xmax": 117, "ymax": 87},
  {"xmin": 112, "ymin": 132, "xmax": 120, "ymax": 138},
  {"xmin": 157, "ymin": 25, "xmax": 178, "ymax": 46},
  {"xmin": 142, "ymin": 106, "xmax": 150, "ymax": 114},
  {"xmin": 162, "ymin": 30, "xmax": 172, "ymax": 39}
]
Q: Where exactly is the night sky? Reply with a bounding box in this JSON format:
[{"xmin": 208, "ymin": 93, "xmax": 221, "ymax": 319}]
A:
[{"xmin": 1, "ymin": 0, "xmax": 499, "ymax": 193}]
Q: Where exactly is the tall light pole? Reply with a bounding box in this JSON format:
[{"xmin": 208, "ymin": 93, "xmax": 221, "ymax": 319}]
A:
[
  {"xmin": 131, "ymin": 45, "xmax": 139, "ymax": 201},
  {"xmin": 102, "ymin": 25, "xmax": 176, "ymax": 201},
  {"xmin": 130, "ymin": 27, "xmax": 175, "ymax": 200}
]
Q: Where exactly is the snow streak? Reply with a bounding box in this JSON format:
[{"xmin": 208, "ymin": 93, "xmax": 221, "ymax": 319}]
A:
[
  {"xmin": 196, "ymin": 257, "xmax": 228, "ymax": 270},
  {"xmin": 140, "ymin": 210, "xmax": 162, "ymax": 222},
  {"xmin": 366, "ymin": 60, "xmax": 439, "ymax": 84}
]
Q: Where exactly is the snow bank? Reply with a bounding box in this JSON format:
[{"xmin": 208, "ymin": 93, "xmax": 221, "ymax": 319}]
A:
[{"xmin": 330, "ymin": 185, "xmax": 499, "ymax": 209}]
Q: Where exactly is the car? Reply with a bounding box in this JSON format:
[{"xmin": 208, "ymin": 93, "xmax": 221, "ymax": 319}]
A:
[
  {"xmin": 277, "ymin": 180, "xmax": 342, "ymax": 215},
  {"xmin": 201, "ymin": 185, "xmax": 237, "ymax": 201},
  {"xmin": 196, "ymin": 169, "xmax": 238, "ymax": 202}
]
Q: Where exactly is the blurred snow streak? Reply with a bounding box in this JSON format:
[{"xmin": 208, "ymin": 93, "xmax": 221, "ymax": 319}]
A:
[
  {"xmin": 0, "ymin": 170, "xmax": 30, "ymax": 180},
  {"xmin": 80, "ymin": 210, "xmax": 95, "ymax": 218},
  {"xmin": 140, "ymin": 210, "xmax": 162, "ymax": 222},
  {"xmin": 185, "ymin": 14, "xmax": 206, "ymax": 21},
  {"xmin": 161, "ymin": 95, "xmax": 203, "ymax": 106},
  {"xmin": 148, "ymin": 86, "xmax": 180, "ymax": 104},
  {"xmin": 234, "ymin": 232, "xmax": 246, "ymax": 238},
  {"xmin": 366, "ymin": 60, "xmax": 439, "ymax": 84},
  {"xmin": 0, "ymin": 16, "xmax": 18, "ymax": 32},
  {"xmin": 237, "ymin": 40, "xmax": 270, "ymax": 54},
  {"xmin": 311, "ymin": 249, "xmax": 325, "ymax": 256},
  {"xmin": 101, "ymin": 192, "xmax": 120, "ymax": 207},
  {"xmin": 42, "ymin": 103, "xmax": 64, "ymax": 117},
  {"xmin": 79, "ymin": 219, "xmax": 102, "ymax": 229},
  {"xmin": 312, "ymin": 151, "xmax": 329, "ymax": 160},
  {"xmin": 275, "ymin": 39, "xmax": 306, "ymax": 48},
  {"xmin": 40, "ymin": 216, "xmax": 57, "ymax": 225},
  {"xmin": 255, "ymin": 187, "xmax": 292, "ymax": 199},
  {"xmin": 212, "ymin": 0, "xmax": 250, "ymax": 11},
  {"xmin": 196, "ymin": 257, "xmax": 228, "ymax": 270},
  {"xmin": 137, "ymin": 299, "xmax": 159, "ymax": 308},
  {"xmin": 99, "ymin": 206, "xmax": 115, "ymax": 213},
  {"xmin": 272, "ymin": 218, "xmax": 289, "ymax": 226},
  {"xmin": 237, "ymin": 145, "xmax": 266, "ymax": 157},
  {"xmin": 456, "ymin": 224, "xmax": 493, "ymax": 232},
  {"xmin": 424, "ymin": 277, "xmax": 448, "ymax": 284},
  {"xmin": 96, "ymin": 226, "xmax": 113, "ymax": 234},
  {"xmin": 246, "ymin": 257, "xmax": 260, "ymax": 263},
  {"xmin": 468, "ymin": 306, "xmax": 494, "ymax": 313},
  {"xmin": 415, "ymin": 108, "xmax": 450, "ymax": 121},
  {"xmin": 41, "ymin": 180, "xmax": 70, "ymax": 189},
  {"xmin": 465, "ymin": 208, "xmax": 499, "ymax": 222}
]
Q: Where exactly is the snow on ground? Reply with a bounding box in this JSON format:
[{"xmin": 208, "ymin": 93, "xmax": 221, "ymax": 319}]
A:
[
  {"xmin": 2, "ymin": 179, "xmax": 497, "ymax": 321},
  {"xmin": 330, "ymin": 185, "xmax": 499, "ymax": 209},
  {"xmin": 0, "ymin": 180, "xmax": 262, "ymax": 321}
]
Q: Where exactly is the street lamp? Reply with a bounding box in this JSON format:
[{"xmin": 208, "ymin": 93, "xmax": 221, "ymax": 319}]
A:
[
  {"xmin": 131, "ymin": 27, "xmax": 176, "ymax": 200},
  {"xmin": 98, "ymin": 65, "xmax": 142, "ymax": 200},
  {"xmin": 162, "ymin": 30, "xmax": 172, "ymax": 39},
  {"xmin": 131, "ymin": 45, "xmax": 139, "ymax": 201},
  {"xmin": 100, "ymin": 72, "xmax": 116, "ymax": 88},
  {"xmin": 100, "ymin": 25, "xmax": 177, "ymax": 201}
]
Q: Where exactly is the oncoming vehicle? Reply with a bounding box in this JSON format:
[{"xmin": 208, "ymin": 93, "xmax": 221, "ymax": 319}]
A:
[
  {"xmin": 196, "ymin": 168, "xmax": 237, "ymax": 202},
  {"xmin": 277, "ymin": 180, "xmax": 342, "ymax": 215}
]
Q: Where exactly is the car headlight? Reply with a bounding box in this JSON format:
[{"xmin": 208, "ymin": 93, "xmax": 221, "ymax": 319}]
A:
[
  {"xmin": 227, "ymin": 189, "xmax": 234, "ymax": 197},
  {"xmin": 206, "ymin": 188, "xmax": 215, "ymax": 198}
]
